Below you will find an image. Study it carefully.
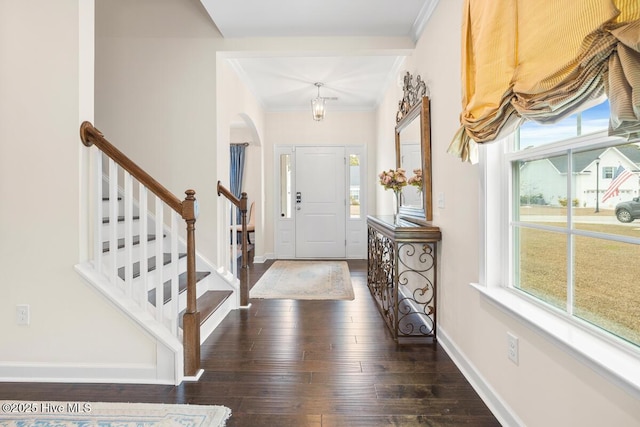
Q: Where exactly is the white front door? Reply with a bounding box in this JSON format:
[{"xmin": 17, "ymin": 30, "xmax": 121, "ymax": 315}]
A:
[{"xmin": 295, "ymin": 146, "xmax": 346, "ymax": 258}]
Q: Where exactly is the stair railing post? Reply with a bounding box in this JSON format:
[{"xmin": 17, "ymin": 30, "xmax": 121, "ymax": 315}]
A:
[
  {"xmin": 216, "ymin": 180, "xmax": 251, "ymax": 307},
  {"xmin": 239, "ymin": 192, "xmax": 249, "ymax": 307},
  {"xmin": 181, "ymin": 189, "xmax": 201, "ymax": 377}
]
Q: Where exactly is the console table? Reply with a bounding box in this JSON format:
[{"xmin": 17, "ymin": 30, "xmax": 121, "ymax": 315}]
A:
[{"xmin": 367, "ymin": 215, "xmax": 441, "ymax": 343}]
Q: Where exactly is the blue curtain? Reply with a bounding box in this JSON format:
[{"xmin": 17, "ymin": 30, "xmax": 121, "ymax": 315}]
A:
[{"xmin": 230, "ymin": 144, "xmax": 246, "ymax": 224}]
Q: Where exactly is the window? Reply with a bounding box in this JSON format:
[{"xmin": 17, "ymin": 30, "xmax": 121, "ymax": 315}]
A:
[
  {"xmin": 480, "ymin": 98, "xmax": 640, "ymax": 391},
  {"xmin": 602, "ymin": 166, "xmax": 615, "ymax": 179},
  {"xmin": 512, "ymin": 100, "xmax": 640, "ymax": 347},
  {"xmin": 349, "ymin": 154, "xmax": 361, "ymax": 219}
]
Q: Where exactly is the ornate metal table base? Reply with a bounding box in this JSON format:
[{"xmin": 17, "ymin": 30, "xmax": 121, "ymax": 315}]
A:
[{"xmin": 367, "ymin": 215, "xmax": 441, "ymax": 343}]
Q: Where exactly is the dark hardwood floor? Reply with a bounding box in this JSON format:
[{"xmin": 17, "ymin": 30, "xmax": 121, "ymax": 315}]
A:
[{"xmin": 0, "ymin": 259, "xmax": 500, "ymax": 427}]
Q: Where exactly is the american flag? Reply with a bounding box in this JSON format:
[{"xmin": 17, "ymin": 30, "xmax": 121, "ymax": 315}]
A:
[{"xmin": 601, "ymin": 165, "xmax": 634, "ymax": 203}]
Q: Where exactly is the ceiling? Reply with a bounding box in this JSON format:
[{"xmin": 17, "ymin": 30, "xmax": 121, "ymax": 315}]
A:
[{"xmin": 200, "ymin": 0, "xmax": 439, "ymax": 113}]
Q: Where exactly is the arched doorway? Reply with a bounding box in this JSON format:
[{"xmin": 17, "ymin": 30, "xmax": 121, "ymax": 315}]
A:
[{"xmin": 229, "ymin": 113, "xmax": 262, "ymax": 257}]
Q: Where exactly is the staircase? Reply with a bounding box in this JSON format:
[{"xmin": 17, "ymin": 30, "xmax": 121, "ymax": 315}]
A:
[
  {"xmin": 74, "ymin": 122, "xmax": 239, "ymax": 385},
  {"xmin": 98, "ymin": 189, "xmax": 236, "ymax": 339}
]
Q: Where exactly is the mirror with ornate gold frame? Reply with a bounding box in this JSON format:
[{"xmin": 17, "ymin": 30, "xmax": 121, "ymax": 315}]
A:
[{"xmin": 395, "ymin": 72, "xmax": 432, "ymax": 223}]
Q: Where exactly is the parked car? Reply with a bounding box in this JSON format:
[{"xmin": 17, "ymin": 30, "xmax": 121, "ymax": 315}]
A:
[{"xmin": 615, "ymin": 197, "xmax": 640, "ymax": 223}]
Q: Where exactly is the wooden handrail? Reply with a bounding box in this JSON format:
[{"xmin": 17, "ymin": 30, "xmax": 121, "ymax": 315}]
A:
[
  {"xmin": 80, "ymin": 121, "xmax": 200, "ymax": 378},
  {"xmin": 217, "ymin": 180, "xmax": 244, "ymax": 209},
  {"xmin": 217, "ymin": 181, "xmax": 250, "ymax": 306},
  {"xmin": 80, "ymin": 121, "xmax": 184, "ymax": 216}
]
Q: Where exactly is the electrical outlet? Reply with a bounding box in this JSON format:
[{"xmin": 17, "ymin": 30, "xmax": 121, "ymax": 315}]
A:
[
  {"xmin": 16, "ymin": 304, "xmax": 30, "ymax": 326},
  {"xmin": 507, "ymin": 332, "xmax": 519, "ymax": 365}
]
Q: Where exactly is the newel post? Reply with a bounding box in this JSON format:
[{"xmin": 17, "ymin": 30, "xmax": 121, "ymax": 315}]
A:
[
  {"xmin": 239, "ymin": 192, "xmax": 249, "ymax": 307},
  {"xmin": 182, "ymin": 189, "xmax": 201, "ymax": 377}
]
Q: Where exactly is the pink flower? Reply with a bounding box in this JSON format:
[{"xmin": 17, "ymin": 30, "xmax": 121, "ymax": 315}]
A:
[
  {"xmin": 378, "ymin": 168, "xmax": 408, "ymax": 192},
  {"xmin": 408, "ymin": 169, "xmax": 423, "ymax": 189}
]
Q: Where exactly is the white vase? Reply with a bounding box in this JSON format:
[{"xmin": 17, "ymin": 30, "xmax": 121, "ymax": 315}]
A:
[{"xmin": 393, "ymin": 190, "xmax": 401, "ymax": 224}]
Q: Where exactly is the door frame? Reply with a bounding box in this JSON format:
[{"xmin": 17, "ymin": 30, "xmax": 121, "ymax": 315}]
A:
[{"xmin": 273, "ymin": 144, "xmax": 367, "ymax": 259}]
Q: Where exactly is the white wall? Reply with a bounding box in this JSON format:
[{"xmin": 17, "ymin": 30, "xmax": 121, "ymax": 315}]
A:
[
  {"xmin": 373, "ymin": 1, "xmax": 640, "ymax": 425},
  {"xmin": 0, "ymin": 0, "xmax": 157, "ymax": 382},
  {"xmin": 95, "ymin": 0, "xmax": 223, "ymax": 264},
  {"xmin": 375, "ymin": 62, "xmax": 408, "ymax": 215},
  {"xmin": 263, "ymin": 111, "xmax": 377, "ymax": 258},
  {"xmin": 215, "ymin": 59, "xmax": 266, "ymax": 260}
]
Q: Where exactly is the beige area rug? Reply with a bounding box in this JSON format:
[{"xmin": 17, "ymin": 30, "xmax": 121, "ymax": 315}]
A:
[
  {"xmin": 0, "ymin": 401, "xmax": 231, "ymax": 427},
  {"xmin": 250, "ymin": 260, "xmax": 354, "ymax": 300}
]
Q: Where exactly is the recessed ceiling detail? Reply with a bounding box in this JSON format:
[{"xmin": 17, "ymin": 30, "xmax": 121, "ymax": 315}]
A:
[
  {"xmin": 203, "ymin": 0, "xmax": 440, "ymax": 112},
  {"xmin": 228, "ymin": 55, "xmax": 405, "ymax": 112},
  {"xmin": 201, "ymin": 0, "xmax": 436, "ymax": 39}
]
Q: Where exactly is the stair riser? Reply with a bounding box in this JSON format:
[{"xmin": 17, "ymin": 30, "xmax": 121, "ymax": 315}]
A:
[
  {"xmin": 102, "ymin": 199, "xmax": 125, "ymax": 217},
  {"xmin": 101, "ymin": 185, "xmax": 141, "ymax": 218},
  {"xmin": 104, "ymin": 257, "xmax": 188, "ymax": 290},
  {"xmin": 103, "ymin": 238, "xmax": 174, "ymax": 267},
  {"xmin": 198, "ymin": 294, "xmax": 235, "ymax": 345},
  {"xmin": 175, "ymin": 278, "xmax": 210, "ymax": 313},
  {"xmin": 151, "ymin": 278, "xmax": 212, "ymax": 324},
  {"xmin": 101, "ymin": 219, "xmax": 154, "ymax": 240},
  {"xmin": 102, "ymin": 219, "xmax": 186, "ymax": 247}
]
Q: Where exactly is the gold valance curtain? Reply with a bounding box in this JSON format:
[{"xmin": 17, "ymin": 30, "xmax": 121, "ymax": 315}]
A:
[{"xmin": 449, "ymin": 0, "xmax": 640, "ymax": 163}]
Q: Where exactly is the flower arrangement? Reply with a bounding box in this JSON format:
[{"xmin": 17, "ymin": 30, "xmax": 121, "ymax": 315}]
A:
[
  {"xmin": 378, "ymin": 168, "xmax": 407, "ymax": 192},
  {"xmin": 407, "ymin": 168, "xmax": 423, "ymax": 189}
]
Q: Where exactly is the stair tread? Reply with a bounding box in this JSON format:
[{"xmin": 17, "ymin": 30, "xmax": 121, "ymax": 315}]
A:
[
  {"xmin": 117, "ymin": 252, "xmax": 187, "ymax": 280},
  {"xmin": 179, "ymin": 290, "xmax": 234, "ymax": 328},
  {"xmin": 102, "ymin": 234, "xmax": 159, "ymax": 253},
  {"xmin": 147, "ymin": 271, "xmax": 211, "ymax": 306}
]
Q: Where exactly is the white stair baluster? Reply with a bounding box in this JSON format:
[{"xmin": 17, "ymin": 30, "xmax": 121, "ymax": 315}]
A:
[
  {"xmin": 216, "ymin": 197, "xmax": 223, "ymax": 271},
  {"xmin": 170, "ymin": 211, "xmax": 180, "ymax": 336},
  {"xmin": 231, "ymin": 200, "xmax": 238, "ymax": 279},
  {"xmin": 124, "ymin": 172, "xmax": 134, "ymax": 297},
  {"xmin": 108, "ymin": 159, "xmax": 119, "ymax": 289},
  {"xmin": 220, "ymin": 197, "xmax": 230, "ymax": 279},
  {"xmin": 154, "ymin": 197, "xmax": 164, "ymax": 322},
  {"xmin": 139, "ymin": 185, "xmax": 149, "ymax": 310},
  {"xmin": 93, "ymin": 149, "xmax": 103, "ymax": 274}
]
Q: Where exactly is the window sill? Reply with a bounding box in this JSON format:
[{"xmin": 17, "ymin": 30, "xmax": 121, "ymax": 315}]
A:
[{"xmin": 470, "ymin": 282, "xmax": 640, "ymax": 398}]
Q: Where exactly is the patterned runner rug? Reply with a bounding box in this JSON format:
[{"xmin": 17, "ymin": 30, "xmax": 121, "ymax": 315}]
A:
[
  {"xmin": 0, "ymin": 401, "xmax": 231, "ymax": 427},
  {"xmin": 250, "ymin": 260, "xmax": 354, "ymax": 300}
]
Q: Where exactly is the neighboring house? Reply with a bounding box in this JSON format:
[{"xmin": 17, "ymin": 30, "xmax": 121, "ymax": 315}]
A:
[{"xmin": 520, "ymin": 144, "xmax": 640, "ymax": 208}]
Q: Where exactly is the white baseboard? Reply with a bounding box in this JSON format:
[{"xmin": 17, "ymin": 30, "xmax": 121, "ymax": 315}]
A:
[
  {"xmin": 252, "ymin": 253, "xmax": 274, "ymax": 263},
  {"xmin": 0, "ymin": 362, "xmax": 175, "ymax": 385},
  {"xmin": 182, "ymin": 368, "xmax": 204, "ymax": 382},
  {"xmin": 437, "ymin": 327, "xmax": 524, "ymax": 427}
]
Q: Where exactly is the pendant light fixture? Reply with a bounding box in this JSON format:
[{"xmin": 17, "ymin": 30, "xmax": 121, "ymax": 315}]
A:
[{"xmin": 311, "ymin": 82, "xmax": 326, "ymax": 121}]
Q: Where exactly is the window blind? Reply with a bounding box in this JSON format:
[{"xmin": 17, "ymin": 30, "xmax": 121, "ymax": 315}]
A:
[{"xmin": 449, "ymin": 0, "xmax": 640, "ymax": 163}]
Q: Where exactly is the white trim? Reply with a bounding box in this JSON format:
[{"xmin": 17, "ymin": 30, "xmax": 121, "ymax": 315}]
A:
[
  {"xmin": 375, "ymin": 56, "xmax": 407, "ymax": 108},
  {"xmin": 74, "ymin": 262, "xmax": 182, "ymax": 353},
  {"xmin": 182, "ymin": 369, "xmax": 205, "ymax": 383},
  {"xmin": 470, "ymin": 283, "xmax": 640, "ymax": 399},
  {"xmin": 74, "ymin": 262, "xmax": 182, "ymax": 384},
  {"xmin": 78, "ymin": 0, "xmax": 94, "ymax": 263},
  {"xmin": 437, "ymin": 327, "xmax": 524, "ymax": 427},
  {"xmin": 252, "ymin": 254, "xmax": 273, "ymax": 263},
  {"xmin": 0, "ymin": 362, "xmax": 174, "ymax": 385},
  {"xmin": 411, "ymin": 0, "xmax": 440, "ymax": 43},
  {"xmin": 505, "ymin": 130, "xmax": 622, "ymax": 162},
  {"xmin": 346, "ymin": 145, "xmax": 368, "ymax": 259}
]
